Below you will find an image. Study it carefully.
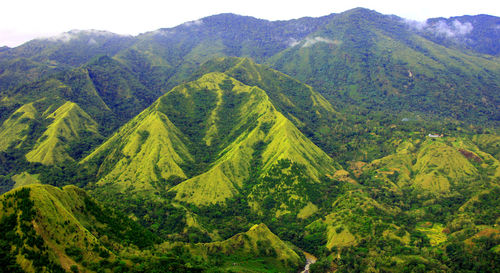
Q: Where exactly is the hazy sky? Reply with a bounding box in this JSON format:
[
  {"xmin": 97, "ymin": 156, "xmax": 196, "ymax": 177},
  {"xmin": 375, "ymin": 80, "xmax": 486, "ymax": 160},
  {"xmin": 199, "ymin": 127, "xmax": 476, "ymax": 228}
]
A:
[{"xmin": 1, "ymin": 0, "xmax": 498, "ymax": 47}]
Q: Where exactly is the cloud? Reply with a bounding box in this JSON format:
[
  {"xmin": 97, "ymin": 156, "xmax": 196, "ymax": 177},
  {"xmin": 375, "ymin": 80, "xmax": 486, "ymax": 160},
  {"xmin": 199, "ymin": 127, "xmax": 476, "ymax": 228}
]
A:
[
  {"xmin": 88, "ymin": 38, "xmax": 98, "ymax": 45},
  {"xmin": 151, "ymin": 29, "xmax": 176, "ymax": 37},
  {"xmin": 183, "ymin": 19, "xmax": 203, "ymax": 27},
  {"xmin": 432, "ymin": 20, "xmax": 473, "ymax": 37},
  {"xmin": 405, "ymin": 19, "xmax": 473, "ymax": 38},
  {"xmin": 302, "ymin": 36, "xmax": 341, "ymax": 48},
  {"xmin": 287, "ymin": 38, "xmax": 300, "ymax": 47},
  {"xmin": 403, "ymin": 19, "xmax": 428, "ymax": 31},
  {"xmin": 41, "ymin": 29, "xmax": 126, "ymax": 43}
]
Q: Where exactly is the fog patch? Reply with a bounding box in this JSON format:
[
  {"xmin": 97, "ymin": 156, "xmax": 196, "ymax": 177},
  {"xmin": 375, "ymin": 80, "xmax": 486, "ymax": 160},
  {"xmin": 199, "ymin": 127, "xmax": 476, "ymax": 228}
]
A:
[
  {"xmin": 42, "ymin": 29, "xmax": 124, "ymax": 43},
  {"xmin": 405, "ymin": 19, "xmax": 473, "ymax": 38},
  {"xmin": 287, "ymin": 38, "xmax": 300, "ymax": 47},
  {"xmin": 302, "ymin": 36, "xmax": 341, "ymax": 48},
  {"xmin": 88, "ymin": 38, "xmax": 98, "ymax": 45},
  {"xmin": 183, "ymin": 19, "xmax": 203, "ymax": 27},
  {"xmin": 151, "ymin": 29, "xmax": 176, "ymax": 37}
]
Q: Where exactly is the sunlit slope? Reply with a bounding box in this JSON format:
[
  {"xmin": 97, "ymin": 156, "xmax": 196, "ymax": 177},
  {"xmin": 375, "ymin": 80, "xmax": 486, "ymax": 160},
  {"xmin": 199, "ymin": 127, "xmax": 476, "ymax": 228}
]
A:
[
  {"xmin": 86, "ymin": 72, "xmax": 337, "ymax": 205},
  {"xmin": 25, "ymin": 101, "xmax": 99, "ymax": 165},
  {"xmin": 0, "ymin": 102, "xmax": 39, "ymax": 151},
  {"xmin": 307, "ymin": 190, "xmax": 400, "ymax": 250},
  {"xmin": 0, "ymin": 184, "xmax": 156, "ymax": 272},
  {"xmin": 195, "ymin": 57, "xmax": 339, "ymax": 126},
  {"xmin": 165, "ymin": 73, "xmax": 338, "ymax": 204},
  {"xmin": 363, "ymin": 137, "xmax": 499, "ymax": 193},
  {"xmin": 82, "ymin": 107, "xmax": 193, "ymax": 195},
  {"xmin": 181, "ymin": 223, "xmax": 303, "ymax": 272}
]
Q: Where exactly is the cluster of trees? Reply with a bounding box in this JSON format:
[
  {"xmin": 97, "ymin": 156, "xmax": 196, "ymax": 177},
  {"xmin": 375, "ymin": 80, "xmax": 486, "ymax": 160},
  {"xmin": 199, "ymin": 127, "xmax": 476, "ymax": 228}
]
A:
[{"xmin": 0, "ymin": 188, "xmax": 65, "ymax": 272}]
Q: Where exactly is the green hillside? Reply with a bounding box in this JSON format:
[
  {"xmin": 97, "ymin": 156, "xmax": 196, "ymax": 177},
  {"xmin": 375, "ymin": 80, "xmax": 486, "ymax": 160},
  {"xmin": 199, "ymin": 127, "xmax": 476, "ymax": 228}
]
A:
[
  {"xmin": 0, "ymin": 102, "xmax": 40, "ymax": 151},
  {"xmin": 0, "ymin": 7, "xmax": 499, "ymax": 273},
  {"xmin": 269, "ymin": 8, "xmax": 500, "ymax": 123},
  {"xmin": 85, "ymin": 71, "xmax": 338, "ymax": 206},
  {"xmin": 0, "ymin": 184, "xmax": 158, "ymax": 273},
  {"xmin": 169, "ymin": 223, "xmax": 304, "ymax": 272},
  {"xmin": 25, "ymin": 102, "xmax": 100, "ymax": 165}
]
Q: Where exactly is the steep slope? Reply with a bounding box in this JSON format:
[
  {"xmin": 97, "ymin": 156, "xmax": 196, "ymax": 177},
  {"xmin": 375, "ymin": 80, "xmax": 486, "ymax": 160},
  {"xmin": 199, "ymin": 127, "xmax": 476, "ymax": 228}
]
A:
[
  {"xmin": 0, "ymin": 102, "xmax": 40, "ymax": 151},
  {"xmin": 419, "ymin": 14, "xmax": 500, "ymax": 56},
  {"xmin": 194, "ymin": 57, "xmax": 340, "ymax": 132},
  {"xmin": 0, "ymin": 184, "xmax": 157, "ymax": 273},
  {"xmin": 362, "ymin": 136, "xmax": 500, "ymax": 193},
  {"xmin": 85, "ymin": 71, "xmax": 338, "ymax": 205},
  {"xmin": 0, "ymin": 30, "xmax": 135, "ymax": 67},
  {"xmin": 82, "ymin": 107, "xmax": 193, "ymax": 196},
  {"xmin": 179, "ymin": 223, "xmax": 303, "ymax": 272},
  {"xmin": 25, "ymin": 102, "xmax": 100, "ymax": 165},
  {"xmin": 270, "ymin": 8, "xmax": 500, "ymax": 123},
  {"xmin": 169, "ymin": 73, "xmax": 337, "ymax": 205}
]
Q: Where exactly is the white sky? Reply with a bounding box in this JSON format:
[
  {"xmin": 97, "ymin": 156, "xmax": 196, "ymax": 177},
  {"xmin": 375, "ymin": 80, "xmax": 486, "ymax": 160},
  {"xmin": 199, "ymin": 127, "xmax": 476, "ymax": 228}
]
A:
[{"xmin": 1, "ymin": 0, "xmax": 498, "ymax": 47}]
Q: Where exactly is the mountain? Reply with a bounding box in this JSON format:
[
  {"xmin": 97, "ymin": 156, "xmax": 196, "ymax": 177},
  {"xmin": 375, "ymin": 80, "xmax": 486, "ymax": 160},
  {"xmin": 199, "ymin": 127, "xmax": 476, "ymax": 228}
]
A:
[
  {"xmin": 2, "ymin": 9, "xmax": 499, "ymax": 126},
  {"xmin": 362, "ymin": 136, "xmax": 500, "ymax": 193},
  {"xmin": 269, "ymin": 8, "xmax": 500, "ymax": 123},
  {"xmin": 418, "ymin": 14, "xmax": 500, "ymax": 55},
  {"xmin": 171, "ymin": 223, "xmax": 304, "ymax": 272},
  {"xmin": 0, "ymin": 184, "xmax": 158, "ymax": 273},
  {"xmin": 83, "ymin": 69, "xmax": 338, "ymax": 206},
  {"xmin": 1, "ymin": 7, "xmax": 499, "ymax": 273},
  {"xmin": 0, "ymin": 30, "xmax": 135, "ymax": 67}
]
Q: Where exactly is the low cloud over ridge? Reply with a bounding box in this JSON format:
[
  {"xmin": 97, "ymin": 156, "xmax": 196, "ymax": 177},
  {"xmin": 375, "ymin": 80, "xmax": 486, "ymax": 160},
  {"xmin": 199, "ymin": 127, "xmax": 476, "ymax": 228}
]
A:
[{"xmin": 405, "ymin": 19, "xmax": 474, "ymax": 38}]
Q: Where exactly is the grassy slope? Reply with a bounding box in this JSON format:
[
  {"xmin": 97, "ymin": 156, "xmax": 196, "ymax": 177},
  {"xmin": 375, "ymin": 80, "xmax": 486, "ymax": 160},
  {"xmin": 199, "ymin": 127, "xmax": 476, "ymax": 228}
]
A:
[
  {"xmin": 25, "ymin": 101, "xmax": 100, "ymax": 165},
  {"xmin": 308, "ymin": 190, "xmax": 401, "ymax": 250},
  {"xmin": 82, "ymin": 106, "xmax": 193, "ymax": 195},
  {"xmin": 0, "ymin": 184, "xmax": 158, "ymax": 273},
  {"xmin": 0, "ymin": 103, "xmax": 39, "ymax": 151},
  {"xmin": 165, "ymin": 72, "xmax": 337, "ymax": 205},
  {"xmin": 11, "ymin": 172, "xmax": 40, "ymax": 189},
  {"xmin": 85, "ymin": 71, "xmax": 337, "ymax": 205},
  {"xmin": 413, "ymin": 139, "xmax": 478, "ymax": 192},
  {"xmin": 0, "ymin": 185, "xmax": 109, "ymax": 272},
  {"xmin": 363, "ymin": 136, "xmax": 499, "ymax": 193},
  {"xmin": 167, "ymin": 223, "xmax": 303, "ymax": 273}
]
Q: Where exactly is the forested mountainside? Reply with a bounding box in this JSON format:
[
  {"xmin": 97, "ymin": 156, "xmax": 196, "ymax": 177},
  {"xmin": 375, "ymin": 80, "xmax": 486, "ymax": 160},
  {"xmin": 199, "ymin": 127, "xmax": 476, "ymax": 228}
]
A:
[{"xmin": 0, "ymin": 7, "xmax": 499, "ymax": 273}]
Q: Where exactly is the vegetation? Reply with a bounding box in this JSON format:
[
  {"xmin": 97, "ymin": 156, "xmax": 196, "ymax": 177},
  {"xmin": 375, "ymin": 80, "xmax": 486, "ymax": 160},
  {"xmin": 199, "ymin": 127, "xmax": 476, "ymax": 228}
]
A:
[{"xmin": 0, "ymin": 8, "xmax": 499, "ymax": 272}]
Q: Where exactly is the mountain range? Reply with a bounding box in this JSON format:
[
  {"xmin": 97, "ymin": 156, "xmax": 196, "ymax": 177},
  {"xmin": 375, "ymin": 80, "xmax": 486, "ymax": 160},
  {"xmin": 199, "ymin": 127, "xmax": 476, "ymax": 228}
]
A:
[{"xmin": 0, "ymin": 7, "xmax": 499, "ymax": 273}]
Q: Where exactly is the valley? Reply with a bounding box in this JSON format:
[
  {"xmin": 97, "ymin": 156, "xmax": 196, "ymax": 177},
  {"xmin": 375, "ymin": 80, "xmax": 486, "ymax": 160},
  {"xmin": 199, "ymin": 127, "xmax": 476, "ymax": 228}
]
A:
[{"xmin": 0, "ymin": 7, "xmax": 499, "ymax": 273}]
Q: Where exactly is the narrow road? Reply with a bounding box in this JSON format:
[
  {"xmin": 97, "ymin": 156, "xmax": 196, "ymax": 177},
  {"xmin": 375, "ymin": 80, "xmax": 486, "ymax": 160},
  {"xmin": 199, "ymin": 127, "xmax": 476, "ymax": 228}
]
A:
[{"xmin": 300, "ymin": 252, "xmax": 317, "ymax": 273}]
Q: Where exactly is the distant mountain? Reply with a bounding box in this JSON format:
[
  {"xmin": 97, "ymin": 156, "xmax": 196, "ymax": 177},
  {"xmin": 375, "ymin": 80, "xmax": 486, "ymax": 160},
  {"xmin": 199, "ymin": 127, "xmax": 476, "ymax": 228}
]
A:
[
  {"xmin": 417, "ymin": 14, "xmax": 500, "ymax": 55},
  {"xmin": 270, "ymin": 8, "xmax": 500, "ymax": 123},
  {"xmin": 1, "ymin": 7, "xmax": 499, "ymax": 273},
  {"xmin": 1, "ymin": 8, "xmax": 499, "ymax": 124},
  {"xmin": 0, "ymin": 30, "xmax": 134, "ymax": 67}
]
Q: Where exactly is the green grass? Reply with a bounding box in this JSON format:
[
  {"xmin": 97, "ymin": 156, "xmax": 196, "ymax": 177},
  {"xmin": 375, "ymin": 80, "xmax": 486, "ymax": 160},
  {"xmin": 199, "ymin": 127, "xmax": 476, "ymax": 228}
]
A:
[{"xmin": 26, "ymin": 102, "xmax": 100, "ymax": 165}]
